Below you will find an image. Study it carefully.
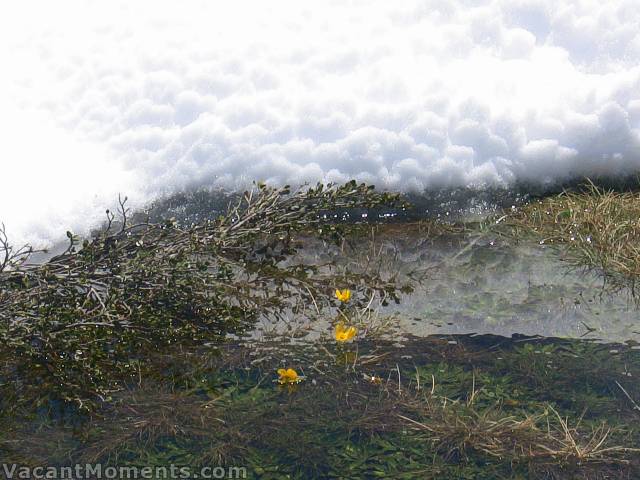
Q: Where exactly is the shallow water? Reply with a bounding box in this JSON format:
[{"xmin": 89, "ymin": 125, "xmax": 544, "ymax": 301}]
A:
[
  {"xmin": 395, "ymin": 238, "xmax": 640, "ymax": 343},
  {"xmin": 253, "ymin": 225, "xmax": 640, "ymax": 345},
  {"xmin": 3, "ymin": 220, "xmax": 640, "ymax": 478}
]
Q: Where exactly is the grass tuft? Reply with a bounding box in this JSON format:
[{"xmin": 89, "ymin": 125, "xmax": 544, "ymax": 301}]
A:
[{"xmin": 497, "ymin": 181, "xmax": 640, "ymax": 294}]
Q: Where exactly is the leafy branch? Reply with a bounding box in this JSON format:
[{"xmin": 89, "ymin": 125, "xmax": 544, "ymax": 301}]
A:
[{"xmin": 0, "ymin": 181, "xmax": 411, "ymax": 409}]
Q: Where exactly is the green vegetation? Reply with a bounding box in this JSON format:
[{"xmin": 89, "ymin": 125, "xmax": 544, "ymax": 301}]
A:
[
  {"xmin": 3, "ymin": 180, "xmax": 640, "ymax": 478},
  {"xmin": 2, "ymin": 336, "xmax": 638, "ymax": 478},
  {"xmin": 0, "ymin": 182, "xmax": 409, "ymax": 409},
  {"xmin": 496, "ymin": 181, "xmax": 640, "ymax": 294}
]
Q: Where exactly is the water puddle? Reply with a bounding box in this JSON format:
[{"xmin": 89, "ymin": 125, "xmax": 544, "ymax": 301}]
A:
[
  {"xmin": 3, "ymin": 221, "xmax": 640, "ymax": 478},
  {"xmin": 253, "ymin": 224, "xmax": 640, "ymax": 344}
]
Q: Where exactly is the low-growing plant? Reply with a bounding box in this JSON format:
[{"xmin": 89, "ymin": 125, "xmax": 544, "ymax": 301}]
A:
[
  {"xmin": 495, "ymin": 181, "xmax": 640, "ymax": 294},
  {"xmin": 0, "ymin": 181, "xmax": 411, "ymax": 410}
]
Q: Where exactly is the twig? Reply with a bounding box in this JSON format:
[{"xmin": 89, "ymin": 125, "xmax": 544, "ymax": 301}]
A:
[{"xmin": 615, "ymin": 381, "xmax": 640, "ymax": 412}]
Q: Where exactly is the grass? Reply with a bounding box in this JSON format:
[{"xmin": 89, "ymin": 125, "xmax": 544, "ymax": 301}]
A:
[
  {"xmin": 496, "ymin": 181, "xmax": 640, "ymax": 295},
  {"xmin": 4, "ymin": 179, "xmax": 640, "ymax": 478},
  {"xmin": 2, "ymin": 335, "xmax": 639, "ymax": 479},
  {"xmin": 400, "ymin": 399, "xmax": 637, "ymax": 468}
]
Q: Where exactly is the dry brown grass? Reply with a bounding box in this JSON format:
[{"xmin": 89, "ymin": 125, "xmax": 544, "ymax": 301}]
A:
[
  {"xmin": 497, "ymin": 182, "xmax": 640, "ymax": 293},
  {"xmin": 399, "ymin": 398, "xmax": 639, "ymax": 469},
  {"xmin": 69, "ymin": 386, "xmax": 242, "ymax": 465}
]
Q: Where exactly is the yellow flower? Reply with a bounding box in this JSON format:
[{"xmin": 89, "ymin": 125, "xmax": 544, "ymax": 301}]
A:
[
  {"xmin": 277, "ymin": 368, "xmax": 300, "ymax": 385},
  {"xmin": 335, "ymin": 321, "xmax": 357, "ymax": 342},
  {"xmin": 335, "ymin": 289, "xmax": 351, "ymax": 303}
]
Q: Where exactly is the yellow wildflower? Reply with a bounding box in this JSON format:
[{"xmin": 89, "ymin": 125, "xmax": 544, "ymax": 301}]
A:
[
  {"xmin": 335, "ymin": 321, "xmax": 357, "ymax": 342},
  {"xmin": 335, "ymin": 289, "xmax": 351, "ymax": 303},
  {"xmin": 277, "ymin": 368, "xmax": 301, "ymax": 385}
]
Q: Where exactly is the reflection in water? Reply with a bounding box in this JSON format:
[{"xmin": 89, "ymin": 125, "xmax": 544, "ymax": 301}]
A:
[
  {"xmin": 254, "ymin": 225, "xmax": 640, "ymax": 344},
  {"xmin": 4, "ymin": 192, "xmax": 640, "ymax": 477}
]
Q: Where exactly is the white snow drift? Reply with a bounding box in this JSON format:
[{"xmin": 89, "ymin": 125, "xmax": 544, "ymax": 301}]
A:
[{"xmin": 1, "ymin": 0, "xmax": 639, "ymax": 245}]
